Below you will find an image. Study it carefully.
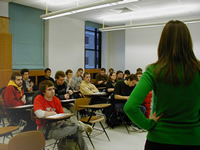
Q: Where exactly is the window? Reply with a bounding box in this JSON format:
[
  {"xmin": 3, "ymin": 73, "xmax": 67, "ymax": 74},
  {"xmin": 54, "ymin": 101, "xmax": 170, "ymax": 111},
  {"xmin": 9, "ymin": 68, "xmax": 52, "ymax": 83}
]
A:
[
  {"xmin": 9, "ymin": 3, "xmax": 44, "ymax": 69},
  {"xmin": 85, "ymin": 26, "xmax": 101, "ymax": 69}
]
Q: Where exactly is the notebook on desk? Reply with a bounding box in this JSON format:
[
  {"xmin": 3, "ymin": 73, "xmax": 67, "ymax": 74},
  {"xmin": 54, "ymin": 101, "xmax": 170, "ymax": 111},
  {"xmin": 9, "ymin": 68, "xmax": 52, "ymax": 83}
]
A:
[{"xmin": 92, "ymin": 92, "xmax": 106, "ymax": 95}]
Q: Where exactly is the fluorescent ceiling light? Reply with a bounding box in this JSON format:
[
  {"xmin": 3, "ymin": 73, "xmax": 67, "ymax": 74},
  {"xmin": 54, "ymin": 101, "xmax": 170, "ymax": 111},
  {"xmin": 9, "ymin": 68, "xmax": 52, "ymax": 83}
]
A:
[
  {"xmin": 99, "ymin": 18, "xmax": 200, "ymax": 32},
  {"xmin": 40, "ymin": 0, "xmax": 139, "ymax": 20}
]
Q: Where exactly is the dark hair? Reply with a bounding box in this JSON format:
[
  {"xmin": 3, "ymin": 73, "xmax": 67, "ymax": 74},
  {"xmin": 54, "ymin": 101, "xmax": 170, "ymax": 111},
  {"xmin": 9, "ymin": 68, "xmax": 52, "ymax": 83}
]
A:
[
  {"xmin": 11, "ymin": 72, "xmax": 21, "ymax": 80},
  {"xmin": 100, "ymin": 68, "xmax": 106, "ymax": 72},
  {"xmin": 136, "ymin": 71, "xmax": 143, "ymax": 76},
  {"xmin": 126, "ymin": 74, "xmax": 138, "ymax": 81},
  {"xmin": 20, "ymin": 69, "xmax": 29, "ymax": 75},
  {"xmin": 152, "ymin": 20, "xmax": 200, "ymax": 85},
  {"xmin": 65, "ymin": 69, "xmax": 73, "ymax": 75},
  {"xmin": 108, "ymin": 68, "xmax": 114, "ymax": 73},
  {"xmin": 77, "ymin": 68, "xmax": 83, "ymax": 72},
  {"xmin": 124, "ymin": 70, "xmax": 130, "ymax": 75},
  {"xmin": 136, "ymin": 68, "xmax": 142, "ymax": 73},
  {"xmin": 83, "ymin": 72, "xmax": 90, "ymax": 78},
  {"xmin": 39, "ymin": 80, "xmax": 54, "ymax": 94},
  {"xmin": 44, "ymin": 68, "xmax": 51, "ymax": 73},
  {"xmin": 108, "ymin": 72, "xmax": 116, "ymax": 81},
  {"xmin": 116, "ymin": 70, "xmax": 123, "ymax": 75},
  {"xmin": 55, "ymin": 71, "xmax": 65, "ymax": 79}
]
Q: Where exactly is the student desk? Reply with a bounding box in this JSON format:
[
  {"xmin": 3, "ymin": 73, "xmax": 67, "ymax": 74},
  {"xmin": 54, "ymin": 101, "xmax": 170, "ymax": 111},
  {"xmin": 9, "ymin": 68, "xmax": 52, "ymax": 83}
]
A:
[
  {"xmin": 0, "ymin": 126, "xmax": 19, "ymax": 143},
  {"xmin": 43, "ymin": 113, "xmax": 74, "ymax": 139},
  {"xmin": 4, "ymin": 105, "xmax": 34, "ymax": 130},
  {"xmin": 5, "ymin": 104, "xmax": 33, "ymax": 110},
  {"xmin": 0, "ymin": 126, "xmax": 19, "ymax": 137},
  {"xmin": 97, "ymin": 86, "xmax": 106, "ymax": 92},
  {"xmin": 84, "ymin": 92, "xmax": 107, "ymax": 97},
  {"xmin": 60, "ymin": 99, "xmax": 76, "ymax": 103}
]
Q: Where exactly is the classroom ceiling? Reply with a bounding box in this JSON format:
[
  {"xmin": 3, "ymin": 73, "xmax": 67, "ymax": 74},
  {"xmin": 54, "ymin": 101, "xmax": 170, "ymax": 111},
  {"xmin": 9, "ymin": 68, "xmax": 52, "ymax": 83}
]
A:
[{"xmin": 2, "ymin": 0, "xmax": 200, "ymax": 26}]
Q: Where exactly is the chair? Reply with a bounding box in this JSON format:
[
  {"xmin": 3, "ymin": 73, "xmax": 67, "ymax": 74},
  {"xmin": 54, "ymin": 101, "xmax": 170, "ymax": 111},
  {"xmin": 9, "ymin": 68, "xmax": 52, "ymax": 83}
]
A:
[
  {"xmin": 0, "ymin": 96, "xmax": 5, "ymax": 127},
  {"xmin": 7, "ymin": 130, "xmax": 45, "ymax": 150},
  {"xmin": 74, "ymin": 97, "xmax": 111, "ymax": 149},
  {"xmin": 110, "ymin": 95, "xmax": 130, "ymax": 134}
]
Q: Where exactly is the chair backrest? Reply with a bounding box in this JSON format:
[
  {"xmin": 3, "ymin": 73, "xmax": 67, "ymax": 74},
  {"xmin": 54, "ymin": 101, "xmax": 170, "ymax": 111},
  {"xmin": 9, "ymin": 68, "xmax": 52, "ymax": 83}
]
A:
[
  {"xmin": 0, "ymin": 96, "xmax": 4, "ymax": 111},
  {"xmin": 8, "ymin": 131, "xmax": 45, "ymax": 150},
  {"xmin": 74, "ymin": 98, "xmax": 91, "ymax": 111},
  {"xmin": 30, "ymin": 108, "xmax": 36, "ymax": 121},
  {"xmin": 0, "ymin": 96, "xmax": 5, "ymax": 126}
]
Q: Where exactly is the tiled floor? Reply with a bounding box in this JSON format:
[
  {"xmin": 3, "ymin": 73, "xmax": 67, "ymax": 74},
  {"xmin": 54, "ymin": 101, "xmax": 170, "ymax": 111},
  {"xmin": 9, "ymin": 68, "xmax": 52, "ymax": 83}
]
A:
[{"xmin": 0, "ymin": 122, "xmax": 147, "ymax": 150}]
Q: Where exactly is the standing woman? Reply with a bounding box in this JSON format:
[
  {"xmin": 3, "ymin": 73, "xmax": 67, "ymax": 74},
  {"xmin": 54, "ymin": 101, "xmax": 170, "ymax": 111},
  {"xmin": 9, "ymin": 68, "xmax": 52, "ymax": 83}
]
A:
[{"xmin": 124, "ymin": 20, "xmax": 200, "ymax": 150}]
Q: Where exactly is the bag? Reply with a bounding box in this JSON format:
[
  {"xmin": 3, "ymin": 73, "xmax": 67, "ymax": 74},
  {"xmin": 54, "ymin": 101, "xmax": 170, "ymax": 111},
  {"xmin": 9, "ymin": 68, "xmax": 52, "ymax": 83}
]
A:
[
  {"xmin": 104, "ymin": 104, "xmax": 120, "ymax": 128},
  {"xmin": 57, "ymin": 137, "xmax": 80, "ymax": 150}
]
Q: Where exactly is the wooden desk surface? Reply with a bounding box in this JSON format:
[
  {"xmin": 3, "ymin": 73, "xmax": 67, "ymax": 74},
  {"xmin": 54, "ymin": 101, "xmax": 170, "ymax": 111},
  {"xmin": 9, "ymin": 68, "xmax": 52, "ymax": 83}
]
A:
[
  {"xmin": 79, "ymin": 103, "xmax": 111, "ymax": 109},
  {"xmin": 97, "ymin": 87, "xmax": 106, "ymax": 90},
  {"xmin": 5, "ymin": 104, "xmax": 33, "ymax": 110},
  {"xmin": 44, "ymin": 113, "xmax": 74, "ymax": 121},
  {"xmin": 0, "ymin": 126, "xmax": 19, "ymax": 136}
]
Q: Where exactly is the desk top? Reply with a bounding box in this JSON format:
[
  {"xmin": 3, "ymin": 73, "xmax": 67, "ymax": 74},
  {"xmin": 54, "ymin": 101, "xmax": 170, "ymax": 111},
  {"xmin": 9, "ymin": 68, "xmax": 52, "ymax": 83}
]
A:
[
  {"xmin": 0, "ymin": 126, "xmax": 19, "ymax": 136},
  {"xmin": 97, "ymin": 87, "xmax": 106, "ymax": 90},
  {"xmin": 91, "ymin": 92, "xmax": 107, "ymax": 96},
  {"xmin": 60, "ymin": 99, "xmax": 76, "ymax": 103},
  {"xmin": 5, "ymin": 104, "xmax": 33, "ymax": 110},
  {"xmin": 79, "ymin": 103, "xmax": 111, "ymax": 109},
  {"xmin": 44, "ymin": 113, "xmax": 74, "ymax": 120}
]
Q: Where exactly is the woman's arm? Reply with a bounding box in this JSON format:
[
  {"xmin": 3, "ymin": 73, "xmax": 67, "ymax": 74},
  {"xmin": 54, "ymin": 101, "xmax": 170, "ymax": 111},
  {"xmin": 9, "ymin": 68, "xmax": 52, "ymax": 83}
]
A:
[{"xmin": 124, "ymin": 67, "xmax": 157, "ymax": 130}]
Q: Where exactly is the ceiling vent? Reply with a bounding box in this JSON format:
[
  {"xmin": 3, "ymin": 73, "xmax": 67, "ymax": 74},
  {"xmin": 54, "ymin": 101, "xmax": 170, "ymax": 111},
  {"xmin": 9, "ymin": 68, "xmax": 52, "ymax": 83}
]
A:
[{"xmin": 111, "ymin": 7, "xmax": 133, "ymax": 13}]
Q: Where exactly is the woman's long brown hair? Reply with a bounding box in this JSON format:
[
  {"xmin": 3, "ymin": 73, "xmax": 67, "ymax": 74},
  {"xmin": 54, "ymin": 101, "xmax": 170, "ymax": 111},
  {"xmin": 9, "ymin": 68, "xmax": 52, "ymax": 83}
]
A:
[{"xmin": 152, "ymin": 20, "xmax": 200, "ymax": 85}]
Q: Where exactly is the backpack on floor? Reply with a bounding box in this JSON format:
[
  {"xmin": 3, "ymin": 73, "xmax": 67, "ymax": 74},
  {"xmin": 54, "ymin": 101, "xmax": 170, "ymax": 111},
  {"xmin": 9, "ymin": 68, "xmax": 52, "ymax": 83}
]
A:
[
  {"xmin": 57, "ymin": 137, "xmax": 80, "ymax": 150},
  {"xmin": 104, "ymin": 104, "xmax": 121, "ymax": 128}
]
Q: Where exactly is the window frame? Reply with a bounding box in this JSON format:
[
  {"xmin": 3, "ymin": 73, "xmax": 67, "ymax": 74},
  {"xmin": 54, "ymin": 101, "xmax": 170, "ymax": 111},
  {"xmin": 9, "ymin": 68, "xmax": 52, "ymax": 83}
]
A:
[{"xmin": 85, "ymin": 26, "xmax": 101, "ymax": 69}]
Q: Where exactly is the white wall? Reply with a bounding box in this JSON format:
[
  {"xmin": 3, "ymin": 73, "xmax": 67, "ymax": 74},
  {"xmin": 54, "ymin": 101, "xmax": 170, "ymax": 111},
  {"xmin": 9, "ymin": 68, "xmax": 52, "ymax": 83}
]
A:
[
  {"xmin": 0, "ymin": 1, "xmax": 8, "ymax": 17},
  {"xmin": 124, "ymin": 22, "xmax": 200, "ymax": 73},
  {"xmin": 125, "ymin": 26, "xmax": 162, "ymax": 73},
  {"xmin": 102, "ymin": 30, "xmax": 125, "ymax": 72},
  {"xmin": 47, "ymin": 17, "xmax": 85, "ymax": 78},
  {"xmin": 187, "ymin": 23, "xmax": 200, "ymax": 59}
]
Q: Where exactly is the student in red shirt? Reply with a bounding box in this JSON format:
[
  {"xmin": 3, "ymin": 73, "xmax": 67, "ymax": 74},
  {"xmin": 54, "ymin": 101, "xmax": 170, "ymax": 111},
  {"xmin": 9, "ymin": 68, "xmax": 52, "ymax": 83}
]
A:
[{"xmin": 34, "ymin": 80, "xmax": 89, "ymax": 150}]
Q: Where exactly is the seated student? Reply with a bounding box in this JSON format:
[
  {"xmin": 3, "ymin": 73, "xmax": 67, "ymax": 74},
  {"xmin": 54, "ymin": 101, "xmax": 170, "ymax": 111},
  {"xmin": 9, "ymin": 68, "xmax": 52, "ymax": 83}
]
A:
[
  {"xmin": 34, "ymin": 80, "xmax": 89, "ymax": 150},
  {"xmin": 106, "ymin": 72, "xmax": 117, "ymax": 98},
  {"xmin": 54, "ymin": 71, "xmax": 76, "ymax": 122},
  {"xmin": 108, "ymin": 68, "xmax": 114, "ymax": 77},
  {"xmin": 136, "ymin": 71, "xmax": 143, "ymax": 81},
  {"xmin": 20, "ymin": 68, "xmax": 36, "ymax": 104},
  {"xmin": 116, "ymin": 70, "xmax": 124, "ymax": 81},
  {"xmin": 80, "ymin": 72, "xmax": 108, "ymax": 104},
  {"xmin": 114, "ymin": 74, "xmax": 146, "ymax": 131},
  {"xmin": 39, "ymin": 68, "xmax": 54, "ymax": 84},
  {"xmin": 65, "ymin": 69, "xmax": 73, "ymax": 89},
  {"xmin": 124, "ymin": 70, "xmax": 130, "ymax": 80},
  {"xmin": 54, "ymin": 71, "xmax": 73, "ymax": 100},
  {"xmin": 2, "ymin": 72, "xmax": 37, "ymax": 131},
  {"xmin": 136, "ymin": 67, "xmax": 143, "ymax": 73},
  {"xmin": 21, "ymin": 69, "xmax": 34, "ymax": 93},
  {"xmin": 71, "ymin": 68, "xmax": 84, "ymax": 98},
  {"xmin": 71, "ymin": 68, "xmax": 83, "ymax": 91},
  {"xmin": 95, "ymin": 68, "xmax": 108, "ymax": 87}
]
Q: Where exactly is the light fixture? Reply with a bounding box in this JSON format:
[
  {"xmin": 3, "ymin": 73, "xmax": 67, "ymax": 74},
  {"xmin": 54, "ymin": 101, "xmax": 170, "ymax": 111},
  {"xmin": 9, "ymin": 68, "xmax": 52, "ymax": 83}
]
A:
[
  {"xmin": 99, "ymin": 18, "xmax": 200, "ymax": 32},
  {"xmin": 40, "ymin": 0, "xmax": 139, "ymax": 20}
]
